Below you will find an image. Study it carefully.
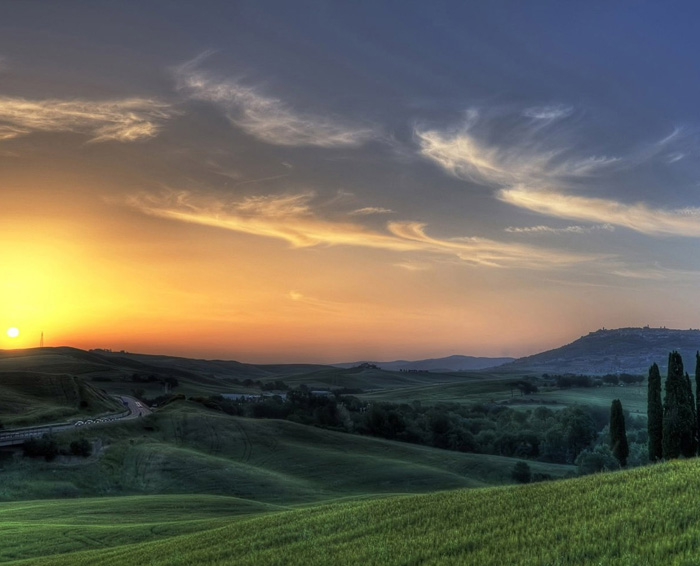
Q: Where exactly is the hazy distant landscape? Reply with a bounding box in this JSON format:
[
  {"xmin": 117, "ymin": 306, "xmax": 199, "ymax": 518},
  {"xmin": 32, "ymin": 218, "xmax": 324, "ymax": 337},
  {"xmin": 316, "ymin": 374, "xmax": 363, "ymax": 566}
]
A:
[{"xmin": 0, "ymin": 326, "xmax": 691, "ymax": 563}]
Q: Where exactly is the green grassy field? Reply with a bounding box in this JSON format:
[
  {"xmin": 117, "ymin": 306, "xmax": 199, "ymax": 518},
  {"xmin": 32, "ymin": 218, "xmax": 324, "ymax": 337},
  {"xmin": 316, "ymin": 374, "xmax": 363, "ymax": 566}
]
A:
[
  {"xmin": 357, "ymin": 372, "xmax": 648, "ymax": 414},
  {"xmin": 2, "ymin": 459, "xmax": 700, "ymax": 565},
  {"xmin": 0, "ymin": 401, "xmax": 573, "ymax": 502},
  {"xmin": 0, "ymin": 494, "xmax": 281, "ymax": 563}
]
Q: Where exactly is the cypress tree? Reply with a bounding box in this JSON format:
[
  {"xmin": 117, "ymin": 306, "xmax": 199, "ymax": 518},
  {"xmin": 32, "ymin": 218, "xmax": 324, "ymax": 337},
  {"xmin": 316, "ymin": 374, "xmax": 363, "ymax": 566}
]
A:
[
  {"xmin": 663, "ymin": 351, "xmax": 697, "ymax": 459},
  {"xmin": 684, "ymin": 372, "xmax": 698, "ymax": 457},
  {"xmin": 647, "ymin": 363, "xmax": 663, "ymax": 461},
  {"xmin": 609, "ymin": 399, "xmax": 629, "ymax": 467},
  {"xmin": 695, "ymin": 351, "xmax": 700, "ymax": 449}
]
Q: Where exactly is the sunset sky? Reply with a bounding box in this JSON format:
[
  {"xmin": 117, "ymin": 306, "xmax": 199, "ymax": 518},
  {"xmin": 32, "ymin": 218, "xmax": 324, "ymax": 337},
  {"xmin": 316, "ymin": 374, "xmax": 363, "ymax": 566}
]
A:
[{"xmin": 3, "ymin": 2, "xmax": 700, "ymax": 362}]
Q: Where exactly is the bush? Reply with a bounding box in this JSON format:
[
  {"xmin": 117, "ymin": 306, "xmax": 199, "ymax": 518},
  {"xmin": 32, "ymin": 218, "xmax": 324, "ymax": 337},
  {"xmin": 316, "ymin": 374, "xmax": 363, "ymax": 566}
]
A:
[
  {"xmin": 575, "ymin": 445, "xmax": 620, "ymax": 474},
  {"xmin": 511, "ymin": 461, "xmax": 531, "ymax": 483},
  {"xmin": 23, "ymin": 435, "xmax": 59, "ymax": 461},
  {"xmin": 70, "ymin": 438, "xmax": 92, "ymax": 457}
]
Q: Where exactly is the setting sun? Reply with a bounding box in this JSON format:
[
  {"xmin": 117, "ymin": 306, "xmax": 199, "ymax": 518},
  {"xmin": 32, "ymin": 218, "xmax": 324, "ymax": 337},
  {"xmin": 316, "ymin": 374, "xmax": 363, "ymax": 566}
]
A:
[{"xmin": 6, "ymin": 327, "xmax": 19, "ymax": 339}]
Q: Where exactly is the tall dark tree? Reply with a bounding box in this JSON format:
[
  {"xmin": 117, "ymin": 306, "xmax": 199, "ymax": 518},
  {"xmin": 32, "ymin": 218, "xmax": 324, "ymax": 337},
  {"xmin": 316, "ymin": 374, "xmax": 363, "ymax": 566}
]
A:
[
  {"xmin": 663, "ymin": 351, "xmax": 698, "ymax": 459},
  {"xmin": 685, "ymin": 372, "xmax": 698, "ymax": 457},
  {"xmin": 648, "ymin": 363, "xmax": 663, "ymax": 461},
  {"xmin": 695, "ymin": 351, "xmax": 700, "ymax": 449},
  {"xmin": 609, "ymin": 399, "xmax": 629, "ymax": 467}
]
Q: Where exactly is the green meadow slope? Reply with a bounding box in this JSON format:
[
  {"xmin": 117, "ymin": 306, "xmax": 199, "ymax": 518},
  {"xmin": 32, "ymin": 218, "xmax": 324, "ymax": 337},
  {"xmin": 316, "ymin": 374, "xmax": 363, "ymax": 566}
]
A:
[
  {"xmin": 358, "ymin": 374, "xmax": 648, "ymax": 413},
  {"xmin": 0, "ymin": 401, "xmax": 572, "ymax": 501},
  {"xmin": 3, "ymin": 459, "xmax": 700, "ymax": 565},
  {"xmin": 0, "ymin": 371, "xmax": 119, "ymax": 426}
]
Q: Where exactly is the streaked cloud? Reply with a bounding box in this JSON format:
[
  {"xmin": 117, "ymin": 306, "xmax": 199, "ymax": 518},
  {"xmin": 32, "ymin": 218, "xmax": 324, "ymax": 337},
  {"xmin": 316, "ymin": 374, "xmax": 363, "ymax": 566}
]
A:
[
  {"xmin": 499, "ymin": 186, "xmax": 700, "ymax": 237},
  {"xmin": 126, "ymin": 190, "xmax": 597, "ymax": 268},
  {"xmin": 394, "ymin": 261, "xmax": 433, "ymax": 271},
  {"xmin": 523, "ymin": 104, "xmax": 573, "ymax": 120},
  {"xmin": 416, "ymin": 110, "xmax": 618, "ymax": 187},
  {"xmin": 350, "ymin": 207, "xmax": 396, "ymax": 215},
  {"xmin": 0, "ymin": 96, "xmax": 173, "ymax": 142},
  {"xmin": 666, "ymin": 152, "xmax": 686, "ymax": 164},
  {"xmin": 505, "ymin": 224, "xmax": 615, "ymax": 235},
  {"xmin": 176, "ymin": 59, "xmax": 376, "ymax": 148},
  {"xmin": 418, "ymin": 108, "xmax": 700, "ymax": 240}
]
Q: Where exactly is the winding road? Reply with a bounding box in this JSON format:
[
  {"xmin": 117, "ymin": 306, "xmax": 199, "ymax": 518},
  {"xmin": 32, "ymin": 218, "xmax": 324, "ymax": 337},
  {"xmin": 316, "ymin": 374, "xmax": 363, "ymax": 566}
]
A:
[{"xmin": 0, "ymin": 396, "xmax": 151, "ymax": 447}]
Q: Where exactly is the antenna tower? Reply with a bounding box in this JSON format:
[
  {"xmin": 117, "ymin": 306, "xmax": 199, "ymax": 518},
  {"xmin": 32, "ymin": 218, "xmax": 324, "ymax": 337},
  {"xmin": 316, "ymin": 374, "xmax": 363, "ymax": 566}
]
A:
[{"xmin": 40, "ymin": 332, "xmax": 44, "ymax": 348}]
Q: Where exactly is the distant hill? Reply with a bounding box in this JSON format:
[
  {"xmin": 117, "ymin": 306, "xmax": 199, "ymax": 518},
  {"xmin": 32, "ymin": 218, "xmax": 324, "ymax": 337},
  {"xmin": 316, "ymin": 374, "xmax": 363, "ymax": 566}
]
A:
[
  {"xmin": 506, "ymin": 327, "xmax": 700, "ymax": 375},
  {"xmin": 0, "ymin": 348, "xmax": 122, "ymax": 426},
  {"xmin": 333, "ymin": 354, "xmax": 514, "ymax": 372}
]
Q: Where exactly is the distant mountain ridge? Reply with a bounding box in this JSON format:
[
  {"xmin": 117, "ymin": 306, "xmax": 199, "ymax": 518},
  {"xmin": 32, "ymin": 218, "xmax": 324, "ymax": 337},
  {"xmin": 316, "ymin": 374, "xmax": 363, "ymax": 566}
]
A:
[
  {"xmin": 333, "ymin": 355, "xmax": 515, "ymax": 372},
  {"xmin": 506, "ymin": 327, "xmax": 700, "ymax": 375}
]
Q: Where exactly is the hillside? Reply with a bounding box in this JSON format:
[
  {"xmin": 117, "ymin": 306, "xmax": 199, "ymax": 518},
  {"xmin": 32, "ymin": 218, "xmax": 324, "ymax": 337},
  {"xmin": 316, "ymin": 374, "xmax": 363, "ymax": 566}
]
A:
[
  {"xmin": 0, "ymin": 401, "xmax": 572, "ymax": 501},
  {"xmin": 3, "ymin": 459, "xmax": 700, "ymax": 565},
  {"xmin": 0, "ymin": 347, "xmax": 502, "ymax": 405},
  {"xmin": 334, "ymin": 354, "xmax": 514, "ymax": 372},
  {"xmin": 506, "ymin": 326, "xmax": 700, "ymax": 374},
  {"xmin": 0, "ymin": 369, "xmax": 120, "ymax": 427}
]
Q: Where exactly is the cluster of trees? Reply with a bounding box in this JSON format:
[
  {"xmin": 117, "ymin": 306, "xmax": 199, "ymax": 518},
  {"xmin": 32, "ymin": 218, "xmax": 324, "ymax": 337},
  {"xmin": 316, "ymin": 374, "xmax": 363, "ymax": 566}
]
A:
[
  {"xmin": 542, "ymin": 373, "xmax": 644, "ymax": 389},
  {"xmin": 130, "ymin": 373, "xmax": 179, "ymax": 388},
  {"xmin": 647, "ymin": 351, "xmax": 700, "ymax": 460},
  {"xmin": 22, "ymin": 435, "xmax": 92, "ymax": 461},
  {"xmin": 191, "ymin": 388, "xmax": 646, "ymax": 467}
]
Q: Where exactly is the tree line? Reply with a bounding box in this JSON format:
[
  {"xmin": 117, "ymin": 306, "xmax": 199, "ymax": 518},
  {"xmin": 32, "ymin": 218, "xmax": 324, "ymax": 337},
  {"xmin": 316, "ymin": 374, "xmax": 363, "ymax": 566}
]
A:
[
  {"xmin": 647, "ymin": 351, "xmax": 700, "ymax": 461},
  {"xmin": 190, "ymin": 387, "xmax": 647, "ymax": 471}
]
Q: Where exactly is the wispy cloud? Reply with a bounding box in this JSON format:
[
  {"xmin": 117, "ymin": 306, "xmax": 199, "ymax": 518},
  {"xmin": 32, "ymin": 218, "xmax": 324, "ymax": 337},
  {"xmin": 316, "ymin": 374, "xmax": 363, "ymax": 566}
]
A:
[
  {"xmin": 418, "ymin": 107, "xmax": 700, "ymax": 238},
  {"xmin": 0, "ymin": 97, "xmax": 173, "ymax": 142},
  {"xmin": 523, "ymin": 104, "xmax": 573, "ymax": 121},
  {"xmin": 666, "ymin": 152, "xmax": 686, "ymax": 164},
  {"xmin": 394, "ymin": 261, "xmax": 433, "ymax": 271},
  {"xmin": 126, "ymin": 190, "xmax": 597, "ymax": 269},
  {"xmin": 499, "ymin": 186, "xmax": 700, "ymax": 237},
  {"xmin": 505, "ymin": 224, "xmax": 615, "ymax": 235},
  {"xmin": 416, "ymin": 109, "xmax": 618, "ymax": 187},
  {"xmin": 350, "ymin": 207, "xmax": 395, "ymax": 215},
  {"xmin": 176, "ymin": 58, "xmax": 376, "ymax": 148}
]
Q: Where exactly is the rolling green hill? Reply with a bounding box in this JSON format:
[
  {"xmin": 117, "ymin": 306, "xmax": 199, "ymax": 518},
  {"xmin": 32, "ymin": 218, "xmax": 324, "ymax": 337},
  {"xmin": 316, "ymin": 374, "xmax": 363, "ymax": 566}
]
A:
[
  {"xmin": 0, "ymin": 401, "xmax": 573, "ymax": 502},
  {"xmin": 357, "ymin": 372, "xmax": 648, "ymax": 414},
  {"xmin": 0, "ymin": 370, "xmax": 120, "ymax": 426},
  {"xmin": 2, "ymin": 459, "xmax": 700, "ymax": 565},
  {"xmin": 0, "ymin": 347, "xmax": 522, "ymax": 411}
]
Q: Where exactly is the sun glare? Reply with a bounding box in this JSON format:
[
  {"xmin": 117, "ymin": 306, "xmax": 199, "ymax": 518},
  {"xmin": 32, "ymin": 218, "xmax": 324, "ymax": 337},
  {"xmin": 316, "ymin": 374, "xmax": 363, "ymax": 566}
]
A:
[{"xmin": 6, "ymin": 327, "xmax": 19, "ymax": 338}]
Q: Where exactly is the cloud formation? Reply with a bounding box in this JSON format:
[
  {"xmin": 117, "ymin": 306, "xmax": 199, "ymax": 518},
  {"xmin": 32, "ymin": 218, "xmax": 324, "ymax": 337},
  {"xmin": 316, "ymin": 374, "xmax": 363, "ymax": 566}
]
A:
[
  {"xmin": 505, "ymin": 224, "xmax": 615, "ymax": 235},
  {"xmin": 523, "ymin": 104, "xmax": 573, "ymax": 120},
  {"xmin": 177, "ymin": 61, "xmax": 376, "ymax": 148},
  {"xmin": 417, "ymin": 108, "xmax": 700, "ymax": 238},
  {"xmin": 350, "ymin": 207, "xmax": 395, "ymax": 215},
  {"xmin": 126, "ymin": 190, "xmax": 596, "ymax": 268},
  {"xmin": 499, "ymin": 186, "xmax": 700, "ymax": 237},
  {"xmin": 416, "ymin": 109, "xmax": 618, "ymax": 187},
  {"xmin": 0, "ymin": 96, "xmax": 173, "ymax": 142}
]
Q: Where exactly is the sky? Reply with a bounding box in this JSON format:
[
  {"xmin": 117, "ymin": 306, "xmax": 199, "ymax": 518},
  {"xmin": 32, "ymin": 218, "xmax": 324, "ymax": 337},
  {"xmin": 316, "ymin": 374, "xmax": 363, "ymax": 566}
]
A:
[{"xmin": 3, "ymin": 1, "xmax": 700, "ymax": 362}]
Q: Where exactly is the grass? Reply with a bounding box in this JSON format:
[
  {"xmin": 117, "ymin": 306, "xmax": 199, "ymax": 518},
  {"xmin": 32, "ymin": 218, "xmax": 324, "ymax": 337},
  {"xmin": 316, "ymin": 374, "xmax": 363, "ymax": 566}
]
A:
[
  {"xmin": 0, "ymin": 371, "xmax": 119, "ymax": 427},
  {"xmin": 2, "ymin": 459, "xmax": 700, "ymax": 565},
  {"xmin": 0, "ymin": 402, "xmax": 573, "ymax": 502},
  {"xmin": 356, "ymin": 373, "xmax": 517, "ymax": 404},
  {"xmin": 356, "ymin": 372, "xmax": 649, "ymax": 416},
  {"xmin": 0, "ymin": 494, "xmax": 280, "ymax": 563}
]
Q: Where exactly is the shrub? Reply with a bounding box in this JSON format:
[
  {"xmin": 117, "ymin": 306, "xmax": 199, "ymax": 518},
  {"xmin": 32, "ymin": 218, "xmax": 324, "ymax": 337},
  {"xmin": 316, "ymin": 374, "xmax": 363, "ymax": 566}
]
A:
[
  {"xmin": 70, "ymin": 438, "xmax": 92, "ymax": 457},
  {"xmin": 511, "ymin": 461, "xmax": 531, "ymax": 483}
]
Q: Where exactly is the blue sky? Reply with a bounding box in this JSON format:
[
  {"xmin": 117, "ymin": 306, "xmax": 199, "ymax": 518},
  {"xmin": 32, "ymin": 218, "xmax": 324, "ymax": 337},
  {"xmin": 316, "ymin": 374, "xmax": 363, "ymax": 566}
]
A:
[{"xmin": 2, "ymin": 1, "xmax": 700, "ymax": 361}]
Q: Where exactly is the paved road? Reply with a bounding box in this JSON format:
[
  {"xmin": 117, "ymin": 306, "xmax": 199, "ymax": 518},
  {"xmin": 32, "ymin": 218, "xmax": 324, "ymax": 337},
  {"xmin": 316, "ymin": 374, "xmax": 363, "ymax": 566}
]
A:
[{"xmin": 0, "ymin": 396, "xmax": 151, "ymax": 447}]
